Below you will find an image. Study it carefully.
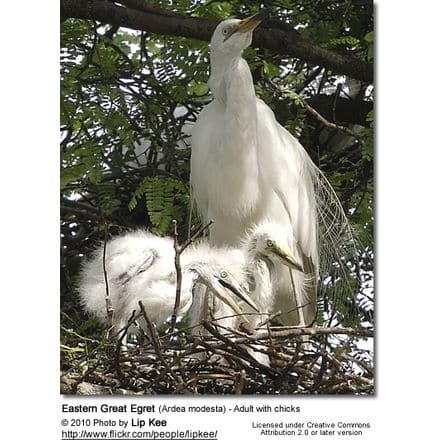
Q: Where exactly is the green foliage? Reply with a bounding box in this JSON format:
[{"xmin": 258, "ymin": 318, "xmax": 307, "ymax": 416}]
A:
[
  {"xmin": 361, "ymin": 110, "xmax": 374, "ymax": 161},
  {"xmin": 263, "ymin": 61, "xmax": 282, "ymax": 78},
  {"xmin": 327, "ymin": 35, "xmax": 361, "ymax": 49},
  {"xmin": 60, "ymin": 324, "xmax": 105, "ymax": 369},
  {"xmin": 188, "ymin": 80, "xmax": 210, "ymax": 96},
  {"xmin": 61, "ymin": 1, "xmax": 374, "ymax": 339},
  {"xmin": 364, "ymin": 31, "xmax": 374, "ymax": 62},
  {"xmin": 129, "ymin": 177, "xmax": 189, "ymax": 235}
]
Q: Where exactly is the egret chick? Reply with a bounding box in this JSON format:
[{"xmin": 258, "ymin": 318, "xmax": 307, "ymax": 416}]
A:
[
  {"xmin": 195, "ymin": 222, "xmax": 305, "ymax": 365},
  {"xmin": 78, "ymin": 230, "xmax": 257, "ymax": 340},
  {"xmin": 210, "ymin": 221, "xmax": 306, "ymax": 332}
]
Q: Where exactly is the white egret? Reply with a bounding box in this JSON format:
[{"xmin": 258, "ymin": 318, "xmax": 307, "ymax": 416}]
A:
[
  {"xmin": 190, "ymin": 221, "xmax": 305, "ymax": 335},
  {"xmin": 242, "ymin": 221, "xmax": 306, "ymax": 328},
  {"xmin": 190, "ymin": 9, "xmax": 353, "ymax": 327},
  {"xmin": 187, "ymin": 221, "xmax": 305, "ymax": 365},
  {"xmin": 78, "ymin": 230, "xmax": 258, "ymax": 340}
]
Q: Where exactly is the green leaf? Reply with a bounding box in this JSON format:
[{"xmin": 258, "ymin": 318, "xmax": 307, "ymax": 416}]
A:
[
  {"xmin": 364, "ymin": 31, "xmax": 374, "ymax": 43},
  {"xmin": 145, "ymin": 40, "xmax": 162, "ymax": 55},
  {"xmin": 129, "ymin": 177, "xmax": 189, "ymax": 235},
  {"xmin": 263, "ymin": 61, "xmax": 282, "ymax": 78},
  {"xmin": 190, "ymin": 81, "xmax": 209, "ymax": 96}
]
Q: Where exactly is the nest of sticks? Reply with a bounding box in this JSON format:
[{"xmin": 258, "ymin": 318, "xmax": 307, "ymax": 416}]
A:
[
  {"xmin": 60, "ymin": 312, "xmax": 374, "ymax": 395},
  {"xmin": 61, "ymin": 222, "xmax": 373, "ymax": 395}
]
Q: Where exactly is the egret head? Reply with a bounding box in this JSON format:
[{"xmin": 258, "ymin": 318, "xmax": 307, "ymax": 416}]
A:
[
  {"xmin": 246, "ymin": 224, "xmax": 304, "ymax": 273},
  {"xmin": 210, "ymin": 8, "xmax": 270, "ymax": 56},
  {"xmin": 189, "ymin": 262, "xmax": 259, "ymax": 319}
]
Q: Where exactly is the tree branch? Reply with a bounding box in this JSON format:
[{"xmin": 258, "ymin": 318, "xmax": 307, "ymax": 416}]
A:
[
  {"xmin": 266, "ymin": 77, "xmax": 368, "ymax": 146},
  {"xmin": 60, "ymin": 0, "xmax": 373, "ymax": 83},
  {"xmin": 307, "ymin": 95, "xmax": 373, "ymax": 126},
  {"xmin": 302, "ymin": 99, "xmax": 365, "ymax": 147}
]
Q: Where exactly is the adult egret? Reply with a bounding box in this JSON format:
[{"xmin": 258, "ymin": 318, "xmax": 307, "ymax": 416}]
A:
[
  {"xmin": 78, "ymin": 230, "xmax": 258, "ymax": 340},
  {"xmin": 190, "ymin": 9, "xmax": 353, "ymax": 327}
]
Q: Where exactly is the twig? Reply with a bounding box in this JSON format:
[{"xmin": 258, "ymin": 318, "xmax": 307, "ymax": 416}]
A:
[
  {"xmin": 102, "ymin": 222, "xmax": 114, "ymax": 336},
  {"xmin": 265, "ymin": 76, "xmax": 365, "ymax": 147},
  {"xmin": 312, "ymin": 353, "xmax": 327, "ymax": 392},
  {"xmin": 169, "ymin": 219, "xmax": 214, "ymax": 333},
  {"xmin": 234, "ymin": 369, "xmax": 246, "ymax": 395},
  {"xmin": 255, "ymin": 301, "xmax": 313, "ymax": 329},
  {"xmin": 63, "ymin": 321, "xmax": 374, "ymax": 394},
  {"xmin": 301, "ymin": 99, "xmax": 365, "ymax": 147},
  {"xmin": 138, "ymin": 301, "xmax": 191, "ymax": 394},
  {"xmin": 114, "ymin": 309, "xmax": 137, "ymax": 382},
  {"xmin": 191, "ymin": 338, "xmax": 251, "ymax": 370},
  {"xmin": 202, "ymin": 321, "xmax": 277, "ymax": 378},
  {"xmin": 236, "ymin": 326, "xmax": 374, "ymax": 341},
  {"xmin": 332, "ymin": 83, "xmax": 342, "ymax": 122},
  {"xmin": 169, "ymin": 220, "xmax": 182, "ymax": 333},
  {"xmin": 181, "ymin": 219, "xmax": 214, "ymax": 250}
]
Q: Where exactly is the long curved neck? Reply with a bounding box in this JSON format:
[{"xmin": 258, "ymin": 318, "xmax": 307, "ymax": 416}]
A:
[
  {"xmin": 209, "ymin": 52, "xmax": 257, "ymax": 114},
  {"xmin": 208, "ymin": 51, "xmax": 259, "ymax": 165},
  {"xmin": 250, "ymin": 256, "xmax": 273, "ymax": 313},
  {"xmin": 203, "ymin": 51, "xmax": 260, "ymax": 227}
]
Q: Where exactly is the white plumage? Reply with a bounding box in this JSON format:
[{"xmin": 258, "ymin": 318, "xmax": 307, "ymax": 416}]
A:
[
  {"xmin": 190, "ymin": 221, "xmax": 305, "ymax": 365},
  {"xmin": 78, "ymin": 223, "xmax": 303, "ymax": 343},
  {"xmin": 190, "ymin": 10, "xmax": 350, "ymax": 326},
  {"xmin": 78, "ymin": 230, "xmax": 256, "ymax": 339},
  {"xmin": 190, "ymin": 221, "xmax": 305, "ymax": 336}
]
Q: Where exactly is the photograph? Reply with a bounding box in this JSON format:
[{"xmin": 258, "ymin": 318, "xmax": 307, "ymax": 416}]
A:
[{"xmin": 60, "ymin": 0, "xmax": 374, "ymax": 396}]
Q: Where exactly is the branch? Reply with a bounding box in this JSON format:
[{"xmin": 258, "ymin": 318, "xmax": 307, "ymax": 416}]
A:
[
  {"xmin": 169, "ymin": 219, "xmax": 214, "ymax": 333},
  {"xmin": 202, "ymin": 320, "xmax": 277, "ymax": 378},
  {"xmin": 138, "ymin": 300, "xmax": 191, "ymax": 393},
  {"xmin": 307, "ymin": 95, "xmax": 373, "ymax": 126},
  {"xmin": 169, "ymin": 220, "xmax": 182, "ymax": 333},
  {"xmin": 241, "ymin": 326, "xmax": 374, "ymax": 341},
  {"xmin": 113, "ymin": 309, "xmax": 137, "ymax": 382},
  {"xmin": 181, "ymin": 219, "xmax": 213, "ymax": 250},
  {"xmin": 266, "ymin": 77, "xmax": 367, "ymax": 146},
  {"xmin": 61, "ymin": 198, "xmax": 101, "ymax": 214},
  {"xmin": 60, "ymin": 0, "xmax": 373, "ymax": 83},
  {"xmin": 102, "ymin": 222, "xmax": 114, "ymax": 335},
  {"xmin": 301, "ymin": 99, "xmax": 365, "ymax": 147}
]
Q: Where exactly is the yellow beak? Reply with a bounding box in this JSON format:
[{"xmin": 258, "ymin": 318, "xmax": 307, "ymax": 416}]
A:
[
  {"xmin": 270, "ymin": 243, "xmax": 304, "ymax": 273},
  {"xmin": 217, "ymin": 277, "xmax": 259, "ymax": 312},
  {"xmin": 210, "ymin": 283, "xmax": 251, "ymax": 324},
  {"xmin": 237, "ymin": 8, "xmax": 271, "ymax": 33}
]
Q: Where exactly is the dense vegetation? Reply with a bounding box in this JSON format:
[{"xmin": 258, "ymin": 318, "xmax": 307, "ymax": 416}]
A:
[{"xmin": 60, "ymin": 0, "xmax": 374, "ymax": 394}]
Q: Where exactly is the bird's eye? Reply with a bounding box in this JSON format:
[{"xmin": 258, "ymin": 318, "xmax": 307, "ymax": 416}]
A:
[
  {"xmin": 266, "ymin": 239, "xmax": 274, "ymax": 247},
  {"xmin": 222, "ymin": 28, "xmax": 229, "ymax": 35},
  {"xmin": 220, "ymin": 270, "xmax": 228, "ymax": 278}
]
